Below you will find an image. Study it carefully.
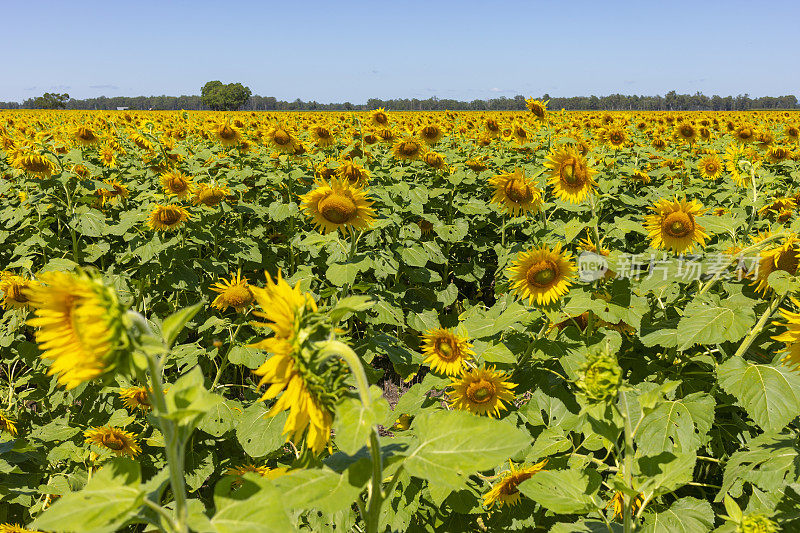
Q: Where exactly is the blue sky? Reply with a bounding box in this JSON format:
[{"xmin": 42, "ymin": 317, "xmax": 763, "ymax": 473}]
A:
[{"xmin": 3, "ymin": 0, "xmax": 798, "ymax": 103}]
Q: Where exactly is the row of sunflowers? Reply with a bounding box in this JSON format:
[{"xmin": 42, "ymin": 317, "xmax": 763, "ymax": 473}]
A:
[{"xmin": 1, "ymin": 102, "xmax": 800, "ymax": 532}]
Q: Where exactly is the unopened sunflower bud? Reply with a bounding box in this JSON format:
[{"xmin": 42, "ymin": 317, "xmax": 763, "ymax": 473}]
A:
[
  {"xmin": 576, "ymin": 349, "xmax": 622, "ymax": 403},
  {"xmin": 739, "ymin": 514, "xmax": 779, "ymax": 533}
]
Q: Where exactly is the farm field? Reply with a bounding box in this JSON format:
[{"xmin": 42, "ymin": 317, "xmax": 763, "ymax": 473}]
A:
[{"xmin": 2, "ymin": 105, "xmax": 800, "ymax": 532}]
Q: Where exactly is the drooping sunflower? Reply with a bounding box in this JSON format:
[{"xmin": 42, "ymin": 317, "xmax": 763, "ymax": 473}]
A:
[
  {"xmin": 422, "ymin": 151, "xmax": 447, "ymax": 170},
  {"xmin": 97, "ymin": 179, "xmax": 129, "ymax": 206},
  {"xmin": 210, "ymin": 272, "xmax": 255, "ymax": 312},
  {"xmin": 84, "ymin": 426, "xmax": 141, "ymax": 457},
  {"xmin": 601, "ymin": 127, "xmax": 628, "ymax": 149},
  {"xmin": 299, "ymin": 177, "xmax": 376, "ymax": 234},
  {"xmin": 74, "ymin": 125, "xmax": 100, "ymax": 146},
  {"xmin": 0, "ymin": 411, "xmax": 17, "ymax": 436},
  {"xmin": 418, "ymin": 124, "xmax": 444, "ymax": 146},
  {"xmin": 751, "ymin": 234, "xmax": 800, "ymax": 295},
  {"xmin": 25, "ymin": 270, "xmax": 129, "ymax": 390},
  {"xmin": 488, "ymin": 168, "xmax": 542, "ymax": 217},
  {"xmin": 420, "ymin": 328, "xmax": 474, "ymax": 376},
  {"xmin": 193, "ymin": 183, "xmax": 231, "ymax": 207},
  {"xmin": 147, "ymin": 204, "xmax": 190, "ymax": 231},
  {"xmin": 759, "ymin": 197, "xmax": 797, "ymax": 220},
  {"xmin": 392, "ymin": 136, "xmax": 424, "ymax": 161},
  {"xmin": 335, "ymin": 160, "xmax": 370, "ymax": 185},
  {"xmin": 698, "ymin": 154, "xmax": 723, "ymax": 179},
  {"xmin": 483, "ymin": 459, "xmax": 549, "ymax": 508},
  {"xmin": 310, "ymin": 125, "xmax": 337, "ymax": 148},
  {"xmin": 448, "ymin": 366, "xmax": 516, "ymax": 417},
  {"xmin": 266, "ymin": 125, "xmax": 300, "ymax": 154},
  {"xmin": 674, "ymin": 123, "xmax": 697, "ymax": 144},
  {"xmin": 607, "ymin": 489, "xmax": 644, "ymax": 520},
  {"xmin": 644, "ymin": 197, "xmax": 709, "ymax": 254},
  {"xmin": 507, "ymin": 244, "xmax": 575, "ymax": 306},
  {"xmin": 161, "ymin": 170, "xmax": 194, "ymax": 198},
  {"xmin": 13, "ymin": 152, "xmax": 55, "ymax": 177},
  {"xmin": 733, "ymin": 125, "xmax": 757, "ymax": 144},
  {"xmin": 725, "ymin": 143, "xmax": 751, "ymax": 187},
  {"xmin": 369, "ymin": 108, "xmax": 390, "ymax": 128},
  {"xmin": 214, "ymin": 123, "xmax": 242, "ymax": 146},
  {"xmin": 545, "ymin": 147, "xmax": 597, "ymax": 204},
  {"xmin": 99, "ymin": 145, "xmax": 117, "ymax": 168},
  {"xmin": 119, "ymin": 386, "xmax": 152, "ymax": 411},
  {"xmin": 0, "ymin": 274, "xmax": 36, "ymax": 310},
  {"xmin": 772, "ymin": 298, "xmax": 800, "ymax": 367},
  {"xmin": 525, "ymin": 98, "xmax": 548, "ymax": 120},
  {"xmin": 251, "ymin": 272, "xmax": 339, "ymax": 454}
]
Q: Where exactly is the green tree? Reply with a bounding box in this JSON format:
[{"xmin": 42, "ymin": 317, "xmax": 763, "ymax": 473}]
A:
[
  {"xmin": 201, "ymin": 81, "xmax": 252, "ymax": 111},
  {"xmin": 30, "ymin": 92, "xmax": 70, "ymax": 109}
]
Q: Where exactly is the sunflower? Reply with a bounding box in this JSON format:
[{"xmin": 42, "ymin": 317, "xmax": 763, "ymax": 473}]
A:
[
  {"xmin": 84, "ymin": 426, "xmax": 141, "ymax": 457},
  {"xmin": 0, "ymin": 411, "xmax": 17, "ymax": 436},
  {"xmin": 97, "ymin": 179, "xmax": 129, "ymax": 206},
  {"xmin": 335, "ymin": 160, "xmax": 370, "ymax": 185},
  {"xmin": 418, "ymin": 124, "xmax": 443, "ymax": 145},
  {"xmin": 601, "ymin": 127, "xmax": 628, "ymax": 149},
  {"xmin": 214, "ymin": 123, "xmax": 242, "ymax": 146},
  {"xmin": 767, "ymin": 146, "xmax": 791, "ymax": 164},
  {"xmin": 119, "ymin": 386, "xmax": 152, "ymax": 411},
  {"xmin": 369, "ymin": 108, "xmax": 390, "ymax": 128},
  {"xmin": 525, "ymin": 98, "xmax": 548, "ymax": 120},
  {"xmin": 0, "ymin": 524, "xmax": 42, "ymax": 533},
  {"xmin": 773, "ymin": 298, "xmax": 800, "ymax": 367},
  {"xmin": 607, "ymin": 490, "xmax": 644, "ymax": 520},
  {"xmin": 483, "ymin": 459, "xmax": 548, "ymax": 508},
  {"xmin": 675, "ymin": 123, "xmax": 697, "ymax": 144},
  {"xmin": 448, "ymin": 366, "xmax": 516, "ymax": 417},
  {"xmin": 420, "ymin": 328, "xmax": 474, "ymax": 376},
  {"xmin": 733, "ymin": 125, "xmax": 756, "ymax": 144},
  {"xmin": 508, "ymin": 243, "xmax": 575, "ymax": 306},
  {"xmin": 251, "ymin": 272, "xmax": 337, "ymax": 454},
  {"xmin": 210, "ymin": 272, "xmax": 255, "ymax": 312},
  {"xmin": 310, "ymin": 125, "xmax": 336, "ymax": 148},
  {"xmin": 147, "ymin": 204, "xmax": 190, "ymax": 231},
  {"xmin": 392, "ymin": 136, "xmax": 424, "ymax": 161},
  {"xmin": 512, "ymin": 125, "xmax": 529, "ymax": 144},
  {"xmin": 644, "ymin": 197, "xmax": 709, "ymax": 254},
  {"xmin": 0, "ymin": 274, "xmax": 36, "ymax": 310},
  {"xmin": 545, "ymin": 147, "xmax": 597, "ymax": 204},
  {"xmin": 161, "ymin": 170, "xmax": 194, "ymax": 198},
  {"xmin": 193, "ymin": 183, "xmax": 230, "ymax": 207},
  {"xmin": 226, "ymin": 464, "xmax": 289, "ymax": 486},
  {"xmin": 752, "ymin": 234, "xmax": 800, "ymax": 295},
  {"xmin": 13, "ymin": 152, "xmax": 55, "ymax": 177},
  {"xmin": 465, "ymin": 157, "xmax": 488, "ymax": 172},
  {"xmin": 266, "ymin": 125, "xmax": 300, "ymax": 154},
  {"xmin": 725, "ymin": 143, "xmax": 751, "ymax": 187},
  {"xmin": 488, "ymin": 168, "xmax": 542, "ymax": 217},
  {"xmin": 698, "ymin": 154, "xmax": 723, "ymax": 179},
  {"xmin": 759, "ymin": 198, "xmax": 797, "ymax": 220},
  {"xmin": 25, "ymin": 270, "xmax": 128, "ymax": 390},
  {"xmin": 422, "ymin": 151, "xmax": 447, "ymax": 170},
  {"xmin": 99, "ymin": 145, "xmax": 117, "ymax": 168},
  {"xmin": 74, "ymin": 125, "xmax": 100, "ymax": 146},
  {"xmin": 299, "ymin": 177, "xmax": 376, "ymax": 234}
]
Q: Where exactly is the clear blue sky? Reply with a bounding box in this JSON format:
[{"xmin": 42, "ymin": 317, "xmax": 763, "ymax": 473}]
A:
[{"xmin": 3, "ymin": 0, "xmax": 798, "ymax": 103}]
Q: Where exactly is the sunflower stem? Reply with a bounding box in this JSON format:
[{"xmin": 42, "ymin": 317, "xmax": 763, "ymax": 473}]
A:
[
  {"xmin": 319, "ymin": 340, "xmax": 384, "ymax": 533},
  {"xmin": 621, "ymin": 402, "xmax": 635, "ymax": 533},
  {"xmin": 733, "ymin": 293, "xmax": 786, "ymax": 360}
]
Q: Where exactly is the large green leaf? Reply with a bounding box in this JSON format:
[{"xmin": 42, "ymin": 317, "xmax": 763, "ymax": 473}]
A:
[
  {"xmin": 641, "ymin": 497, "xmax": 714, "ymax": 533},
  {"xmin": 235, "ymin": 403, "xmax": 289, "ymax": 458},
  {"xmin": 635, "ymin": 392, "xmax": 714, "ymax": 455},
  {"xmin": 717, "ymin": 357, "xmax": 800, "ymax": 432},
  {"xmin": 32, "ymin": 459, "xmax": 145, "ymax": 533},
  {"xmin": 402, "ymin": 410, "xmax": 530, "ymax": 489},
  {"xmin": 676, "ymin": 296, "xmax": 755, "ymax": 349},
  {"xmin": 518, "ymin": 468, "xmax": 602, "ymax": 514},
  {"xmin": 333, "ymin": 386, "xmax": 390, "ymax": 455},
  {"xmin": 210, "ymin": 477, "xmax": 294, "ymax": 533}
]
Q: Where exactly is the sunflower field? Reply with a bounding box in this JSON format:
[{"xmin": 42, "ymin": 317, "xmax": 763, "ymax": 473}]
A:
[{"xmin": 1, "ymin": 104, "xmax": 800, "ymax": 533}]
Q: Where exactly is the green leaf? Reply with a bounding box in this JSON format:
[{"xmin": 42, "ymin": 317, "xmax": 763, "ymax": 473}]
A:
[
  {"xmin": 403, "ymin": 410, "xmax": 531, "ymax": 489},
  {"xmin": 235, "ymin": 403, "xmax": 289, "ymax": 458},
  {"xmin": 161, "ymin": 302, "xmax": 203, "ymax": 348},
  {"xmin": 635, "ymin": 392, "xmax": 714, "ymax": 455},
  {"xmin": 637, "ymin": 452, "xmax": 697, "ymax": 497},
  {"xmin": 210, "ymin": 476, "xmax": 294, "ymax": 533},
  {"xmin": 333, "ymin": 386, "xmax": 390, "ymax": 455},
  {"xmin": 676, "ymin": 296, "xmax": 755, "ymax": 349},
  {"xmin": 32, "ymin": 458, "xmax": 145, "ymax": 533},
  {"xmin": 164, "ymin": 366, "xmax": 224, "ymax": 432},
  {"xmin": 198, "ymin": 399, "xmax": 239, "ymax": 437},
  {"xmin": 717, "ymin": 357, "xmax": 800, "ymax": 432},
  {"xmin": 329, "ymin": 295, "xmax": 374, "ymax": 323},
  {"xmin": 518, "ymin": 468, "xmax": 602, "ymax": 514},
  {"xmin": 270, "ymin": 467, "xmax": 365, "ymax": 515},
  {"xmin": 641, "ymin": 497, "xmax": 714, "ymax": 533}
]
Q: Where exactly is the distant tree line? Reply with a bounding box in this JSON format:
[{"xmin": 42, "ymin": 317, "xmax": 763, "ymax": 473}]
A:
[{"xmin": 1, "ymin": 90, "xmax": 797, "ymax": 111}]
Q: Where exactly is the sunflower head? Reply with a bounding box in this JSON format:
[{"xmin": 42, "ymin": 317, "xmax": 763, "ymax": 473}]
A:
[
  {"xmin": 148, "ymin": 204, "xmax": 190, "ymax": 231},
  {"xmin": 84, "ymin": 426, "xmax": 141, "ymax": 457},
  {"xmin": 525, "ymin": 98, "xmax": 548, "ymax": 119},
  {"xmin": 675, "ymin": 123, "xmax": 697, "ymax": 143},
  {"xmin": 335, "ymin": 160, "xmax": 370, "ymax": 185},
  {"xmin": 299, "ymin": 177, "xmax": 376, "ymax": 234},
  {"xmin": 0, "ymin": 274, "xmax": 37, "ymax": 310},
  {"xmin": 193, "ymin": 183, "xmax": 231, "ymax": 207},
  {"xmin": 266, "ymin": 125, "xmax": 299, "ymax": 153},
  {"xmin": 644, "ymin": 197, "xmax": 709, "ymax": 254},
  {"xmin": 545, "ymin": 147, "xmax": 597, "ymax": 204},
  {"xmin": 74, "ymin": 125, "xmax": 100, "ymax": 146},
  {"xmin": 418, "ymin": 124, "xmax": 443, "ymax": 145},
  {"xmin": 369, "ymin": 108, "xmax": 390, "ymax": 128},
  {"xmin": 210, "ymin": 272, "xmax": 255, "ymax": 312},
  {"xmin": 226, "ymin": 464, "xmax": 289, "ymax": 487},
  {"xmin": 448, "ymin": 365, "xmax": 516, "ymax": 417},
  {"xmin": 14, "ymin": 152, "xmax": 55, "ymax": 177},
  {"xmin": 25, "ymin": 270, "xmax": 130, "ymax": 390},
  {"xmin": 488, "ymin": 168, "xmax": 542, "ymax": 217},
  {"xmin": 698, "ymin": 154, "xmax": 723, "ymax": 179},
  {"xmin": 508, "ymin": 243, "xmax": 575, "ymax": 307},
  {"xmin": 422, "ymin": 151, "xmax": 447, "ymax": 170},
  {"xmin": 752, "ymin": 235, "xmax": 800, "ymax": 295},
  {"xmin": 483, "ymin": 459, "xmax": 548, "ymax": 508},
  {"xmin": 392, "ymin": 136, "xmax": 424, "ymax": 161},
  {"xmin": 421, "ymin": 328, "xmax": 474, "ymax": 376},
  {"xmin": 214, "ymin": 123, "xmax": 242, "ymax": 146},
  {"xmin": 161, "ymin": 170, "xmax": 194, "ymax": 198},
  {"xmin": 739, "ymin": 514, "xmax": 779, "ymax": 533},
  {"xmin": 119, "ymin": 386, "xmax": 152, "ymax": 411}
]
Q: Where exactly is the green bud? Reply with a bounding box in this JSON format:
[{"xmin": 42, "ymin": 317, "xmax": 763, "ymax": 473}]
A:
[
  {"xmin": 739, "ymin": 514, "xmax": 779, "ymax": 533},
  {"xmin": 576, "ymin": 349, "xmax": 622, "ymax": 403}
]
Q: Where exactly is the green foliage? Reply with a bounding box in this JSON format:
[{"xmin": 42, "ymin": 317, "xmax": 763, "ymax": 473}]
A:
[{"xmin": 201, "ymin": 81, "xmax": 252, "ymax": 111}]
